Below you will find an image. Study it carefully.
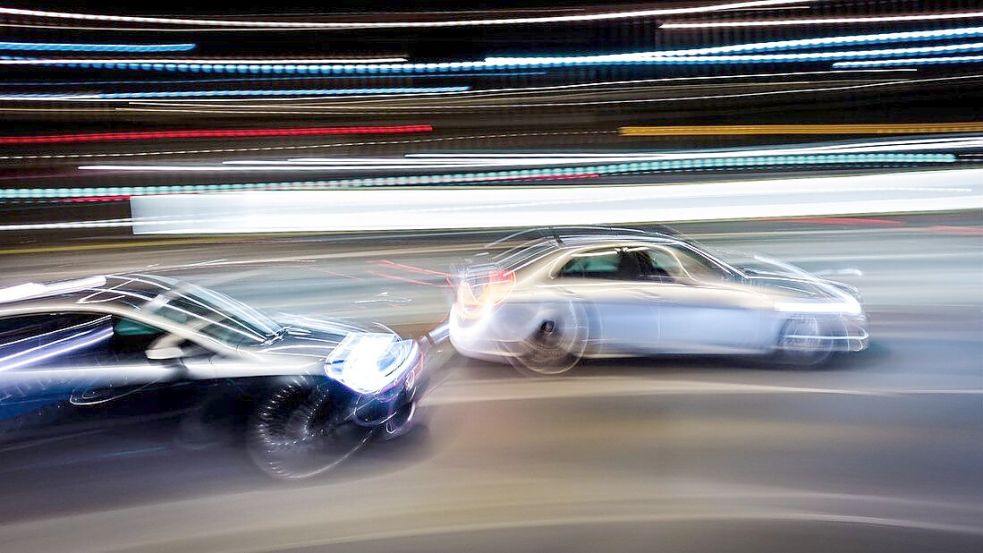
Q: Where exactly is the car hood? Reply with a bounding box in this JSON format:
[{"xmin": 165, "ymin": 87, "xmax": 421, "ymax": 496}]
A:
[
  {"xmin": 239, "ymin": 314, "xmax": 378, "ymax": 360},
  {"xmin": 736, "ymin": 255, "xmax": 862, "ymax": 302}
]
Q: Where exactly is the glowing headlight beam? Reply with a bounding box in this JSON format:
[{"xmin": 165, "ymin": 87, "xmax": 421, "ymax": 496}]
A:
[
  {"xmin": 0, "ymin": 40, "xmax": 195, "ymax": 52},
  {"xmin": 0, "ymin": 2, "xmax": 813, "ymax": 29},
  {"xmin": 662, "ymin": 11, "xmax": 983, "ymax": 28}
]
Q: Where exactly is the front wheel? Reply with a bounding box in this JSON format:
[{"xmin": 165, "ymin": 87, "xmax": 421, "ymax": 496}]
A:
[
  {"xmin": 247, "ymin": 376, "xmax": 374, "ymax": 479},
  {"xmin": 774, "ymin": 316, "xmax": 834, "ymax": 368}
]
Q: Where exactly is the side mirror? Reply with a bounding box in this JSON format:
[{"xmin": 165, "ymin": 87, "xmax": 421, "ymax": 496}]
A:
[{"xmin": 146, "ymin": 345, "xmax": 186, "ymax": 361}]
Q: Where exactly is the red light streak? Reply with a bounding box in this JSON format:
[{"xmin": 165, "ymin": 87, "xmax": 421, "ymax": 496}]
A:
[{"xmin": 0, "ymin": 125, "xmax": 432, "ymax": 145}]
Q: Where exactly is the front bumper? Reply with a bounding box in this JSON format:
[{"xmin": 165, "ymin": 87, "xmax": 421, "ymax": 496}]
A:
[{"xmin": 349, "ymin": 334, "xmax": 435, "ymax": 432}]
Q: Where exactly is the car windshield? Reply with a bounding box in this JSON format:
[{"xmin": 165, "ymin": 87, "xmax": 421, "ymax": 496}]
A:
[{"xmin": 145, "ymin": 283, "xmax": 283, "ymax": 346}]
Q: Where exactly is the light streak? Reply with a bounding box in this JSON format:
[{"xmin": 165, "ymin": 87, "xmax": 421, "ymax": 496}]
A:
[
  {"xmin": 0, "ymin": 87, "xmax": 468, "ymax": 101},
  {"xmin": 0, "ymin": 41, "xmax": 195, "ymax": 52},
  {"xmin": 0, "ymin": 125, "xmax": 432, "ymax": 145},
  {"xmin": 834, "ymin": 56, "xmax": 983, "ymax": 68},
  {"xmin": 0, "ymin": 153, "xmax": 959, "ymax": 201},
  {"xmin": 0, "ymin": 2, "xmax": 814, "ymax": 29},
  {"xmin": 75, "ymin": 153, "xmax": 956, "ymax": 173},
  {"xmin": 662, "ymin": 11, "xmax": 983, "ymax": 28},
  {"xmin": 489, "ymin": 26, "xmax": 983, "ymax": 59},
  {"xmin": 483, "ymin": 42, "xmax": 983, "ymax": 67},
  {"xmin": 619, "ymin": 123, "xmax": 983, "ymax": 136},
  {"xmin": 12, "ymin": 38, "xmax": 983, "ymax": 74},
  {"xmin": 0, "ymin": 130, "xmax": 610, "ymax": 161},
  {"xmin": 0, "ymin": 55, "xmax": 407, "ymax": 66},
  {"xmin": 127, "ymin": 168, "xmax": 983, "ymax": 234}
]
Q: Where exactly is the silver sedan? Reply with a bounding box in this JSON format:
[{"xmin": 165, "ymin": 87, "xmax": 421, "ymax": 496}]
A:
[{"xmin": 450, "ymin": 228, "xmax": 868, "ymax": 375}]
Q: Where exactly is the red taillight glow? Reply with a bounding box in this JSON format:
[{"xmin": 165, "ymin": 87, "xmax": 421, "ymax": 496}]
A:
[
  {"xmin": 458, "ymin": 269, "xmax": 515, "ymax": 318},
  {"xmin": 0, "ymin": 125, "xmax": 432, "ymax": 145}
]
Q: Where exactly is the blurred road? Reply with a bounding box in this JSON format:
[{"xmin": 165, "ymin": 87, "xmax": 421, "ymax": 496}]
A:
[{"xmin": 0, "ymin": 214, "xmax": 980, "ymax": 552}]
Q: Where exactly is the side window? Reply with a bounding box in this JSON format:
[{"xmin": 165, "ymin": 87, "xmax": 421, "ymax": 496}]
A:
[
  {"xmin": 558, "ymin": 250, "xmax": 623, "ymax": 279},
  {"xmin": 109, "ymin": 315, "xmax": 167, "ymax": 357},
  {"xmin": 643, "ymin": 246, "xmax": 729, "ymax": 282},
  {"xmin": 642, "ymin": 248, "xmax": 682, "ymax": 281},
  {"xmin": 0, "ymin": 313, "xmax": 112, "ymax": 371}
]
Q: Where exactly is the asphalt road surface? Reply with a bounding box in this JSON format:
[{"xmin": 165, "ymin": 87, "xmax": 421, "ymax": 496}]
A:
[{"xmin": 0, "ymin": 215, "xmax": 980, "ymax": 553}]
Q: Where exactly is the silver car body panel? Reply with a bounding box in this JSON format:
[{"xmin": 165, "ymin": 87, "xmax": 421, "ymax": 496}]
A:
[{"xmin": 450, "ymin": 233, "xmax": 868, "ymax": 362}]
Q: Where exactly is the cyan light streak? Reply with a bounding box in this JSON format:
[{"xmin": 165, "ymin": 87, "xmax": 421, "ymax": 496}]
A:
[
  {"xmin": 835, "ymin": 56, "xmax": 983, "ymax": 68},
  {"xmin": 0, "ymin": 87, "xmax": 470, "ymax": 100},
  {"xmin": 0, "ymin": 41, "xmax": 195, "ymax": 52},
  {"xmin": 0, "ymin": 153, "xmax": 954, "ymax": 200}
]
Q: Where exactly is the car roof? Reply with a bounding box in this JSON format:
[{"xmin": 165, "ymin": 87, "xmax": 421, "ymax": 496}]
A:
[
  {"xmin": 483, "ymin": 228, "xmax": 685, "ymax": 273},
  {"xmin": 0, "ymin": 273, "xmax": 181, "ymax": 311}
]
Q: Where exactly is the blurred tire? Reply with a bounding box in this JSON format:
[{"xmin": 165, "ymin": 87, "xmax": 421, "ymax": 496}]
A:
[
  {"xmin": 774, "ymin": 316, "xmax": 835, "ymax": 368},
  {"xmin": 247, "ymin": 376, "xmax": 374, "ymax": 479},
  {"xmin": 508, "ymin": 302, "xmax": 588, "ymax": 377}
]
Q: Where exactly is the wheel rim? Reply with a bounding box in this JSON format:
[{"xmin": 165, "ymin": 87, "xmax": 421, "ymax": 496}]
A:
[
  {"xmin": 512, "ymin": 304, "xmax": 587, "ymax": 375},
  {"xmin": 780, "ymin": 317, "xmax": 831, "ymax": 364},
  {"xmin": 249, "ymin": 377, "xmax": 374, "ymax": 479}
]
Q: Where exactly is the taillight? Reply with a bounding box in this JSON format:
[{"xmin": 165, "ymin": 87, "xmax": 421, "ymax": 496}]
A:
[{"xmin": 457, "ymin": 268, "xmax": 515, "ymax": 318}]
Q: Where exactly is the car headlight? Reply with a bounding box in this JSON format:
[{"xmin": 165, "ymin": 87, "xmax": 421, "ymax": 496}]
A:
[{"xmin": 325, "ymin": 333, "xmax": 418, "ymax": 394}]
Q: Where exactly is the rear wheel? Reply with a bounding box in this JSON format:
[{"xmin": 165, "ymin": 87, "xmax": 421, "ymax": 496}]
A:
[
  {"xmin": 509, "ymin": 303, "xmax": 588, "ymax": 377},
  {"xmin": 248, "ymin": 376, "xmax": 374, "ymax": 479}
]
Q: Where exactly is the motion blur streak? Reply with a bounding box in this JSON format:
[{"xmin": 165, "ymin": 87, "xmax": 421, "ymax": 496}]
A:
[
  {"xmin": 0, "ymin": 1, "xmax": 813, "ymax": 29},
  {"xmin": 662, "ymin": 11, "xmax": 983, "ymax": 28},
  {"xmin": 0, "ymin": 87, "xmax": 468, "ymax": 100},
  {"xmin": 77, "ymin": 153, "xmax": 954, "ymax": 174},
  {"xmin": 0, "ymin": 125, "xmax": 432, "ymax": 145},
  {"xmin": 3, "ymin": 2, "xmax": 982, "ymax": 551},
  {"xmin": 128, "ymin": 168, "xmax": 983, "ymax": 234},
  {"xmin": 488, "ymin": 26, "xmax": 983, "ymax": 58},
  {"xmin": 0, "ymin": 41, "xmax": 195, "ymax": 52},
  {"xmin": 835, "ymin": 56, "xmax": 983, "ymax": 68},
  {"xmin": 619, "ymin": 123, "xmax": 983, "ymax": 136}
]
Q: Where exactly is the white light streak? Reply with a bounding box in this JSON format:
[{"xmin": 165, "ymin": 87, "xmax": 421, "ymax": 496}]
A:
[
  {"xmin": 662, "ymin": 11, "xmax": 983, "ymax": 28},
  {"xmin": 0, "ymin": 2, "xmax": 813, "ymax": 29}
]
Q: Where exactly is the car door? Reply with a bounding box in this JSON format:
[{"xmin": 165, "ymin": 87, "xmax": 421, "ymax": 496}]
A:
[
  {"xmin": 641, "ymin": 245, "xmax": 765, "ymax": 353},
  {"xmin": 552, "ymin": 247, "xmax": 660, "ymax": 354}
]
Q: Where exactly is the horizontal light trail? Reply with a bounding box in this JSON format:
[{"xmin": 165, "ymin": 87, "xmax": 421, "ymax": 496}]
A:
[
  {"xmin": 0, "ymin": 55, "xmax": 407, "ymax": 65},
  {"xmin": 0, "ymin": 41, "xmax": 195, "ymax": 52},
  {"xmin": 484, "ymin": 42, "xmax": 983, "ymax": 67},
  {"xmin": 0, "ymin": 87, "xmax": 468, "ymax": 101},
  {"xmin": 0, "ymin": 2, "xmax": 813, "ymax": 29},
  {"xmin": 489, "ymin": 26, "xmax": 983, "ymax": 59},
  {"xmin": 11, "ymin": 28, "xmax": 983, "ymax": 74},
  {"xmin": 662, "ymin": 11, "xmax": 983, "ymax": 28},
  {"xmin": 0, "ymin": 125, "xmax": 432, "ymax": 145},
  {"xmin": 76, "ymin": 153, "xmax": 954, "ymax": 175},
  {"xmin": 128, "ymin": 168, "xmax": 983, "ymax": 234},
  {"xmin": 75, "ymin": 154, "xmax": 953, "ymax": 178},
  {"xmin": 834, "ymin": 56, "xmax": 983, "ymax": 68},
  {"xmin": 619, "ymin": 123, "xmax": 983, "ymax": 136},
  {"xmin": 0, "ymin": 153, "xmax": 956, "ymax": 200}
]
